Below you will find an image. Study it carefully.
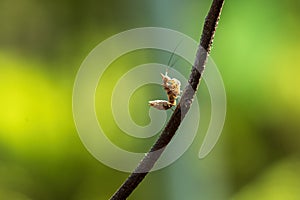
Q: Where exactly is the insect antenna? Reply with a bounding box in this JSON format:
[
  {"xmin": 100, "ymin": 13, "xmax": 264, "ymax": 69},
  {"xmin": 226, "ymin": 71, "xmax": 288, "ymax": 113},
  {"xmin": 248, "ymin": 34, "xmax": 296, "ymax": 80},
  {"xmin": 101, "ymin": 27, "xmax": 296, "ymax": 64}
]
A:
[{"xmin": 166, "ymin": 39, "xmax": 183, "ymax": 73}]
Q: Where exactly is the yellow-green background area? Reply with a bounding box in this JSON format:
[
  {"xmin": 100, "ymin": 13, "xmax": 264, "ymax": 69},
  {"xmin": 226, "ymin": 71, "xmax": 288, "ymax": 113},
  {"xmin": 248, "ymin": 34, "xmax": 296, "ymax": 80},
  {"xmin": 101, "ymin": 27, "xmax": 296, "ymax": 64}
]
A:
[{"xmin": 1, "ymin": 0, "xmax": 300, "ymax": 199}]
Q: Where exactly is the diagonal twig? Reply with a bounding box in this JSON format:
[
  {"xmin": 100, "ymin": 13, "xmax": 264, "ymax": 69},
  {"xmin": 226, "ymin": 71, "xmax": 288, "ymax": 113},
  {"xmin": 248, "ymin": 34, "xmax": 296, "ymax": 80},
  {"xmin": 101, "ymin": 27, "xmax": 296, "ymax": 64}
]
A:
[{"xmin": 110, "ymin": 0, "xmax": 225, "ymax": 199}]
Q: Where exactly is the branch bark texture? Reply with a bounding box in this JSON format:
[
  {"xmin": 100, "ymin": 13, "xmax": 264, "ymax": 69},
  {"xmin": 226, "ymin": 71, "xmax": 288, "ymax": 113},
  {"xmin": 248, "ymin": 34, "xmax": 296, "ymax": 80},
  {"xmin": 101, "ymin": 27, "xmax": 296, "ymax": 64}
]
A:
[{"xmin": 110, "ymin": 0, "xmax": 225, "ymax": 199}]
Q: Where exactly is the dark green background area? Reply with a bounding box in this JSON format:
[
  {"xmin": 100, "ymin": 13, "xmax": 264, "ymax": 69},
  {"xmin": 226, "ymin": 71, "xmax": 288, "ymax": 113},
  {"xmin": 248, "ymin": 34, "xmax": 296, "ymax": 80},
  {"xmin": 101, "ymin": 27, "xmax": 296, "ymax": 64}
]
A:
[{"xmin": 1, "ymin": 0, "xmax": 300, "ymax": 199}]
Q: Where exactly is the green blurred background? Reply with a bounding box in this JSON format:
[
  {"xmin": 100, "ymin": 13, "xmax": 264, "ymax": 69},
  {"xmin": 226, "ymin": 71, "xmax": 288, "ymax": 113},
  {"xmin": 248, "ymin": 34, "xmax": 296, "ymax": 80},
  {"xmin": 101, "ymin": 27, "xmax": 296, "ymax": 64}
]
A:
[{"xmin": 1, "ymin": 0, "xmax": 300, "ymax": 199}]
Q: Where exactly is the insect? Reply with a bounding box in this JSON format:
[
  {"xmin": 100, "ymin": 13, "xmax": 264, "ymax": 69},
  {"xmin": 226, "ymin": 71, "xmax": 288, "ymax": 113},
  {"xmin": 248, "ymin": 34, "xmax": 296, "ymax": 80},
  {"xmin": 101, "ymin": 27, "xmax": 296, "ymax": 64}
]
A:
[
  {"xmin": 149, "ymin": 72, "xmax": 181, "ymax": 110},
  {"xmin": 148, "ymin": 40, "xmax": 183, "ymax": 110}
]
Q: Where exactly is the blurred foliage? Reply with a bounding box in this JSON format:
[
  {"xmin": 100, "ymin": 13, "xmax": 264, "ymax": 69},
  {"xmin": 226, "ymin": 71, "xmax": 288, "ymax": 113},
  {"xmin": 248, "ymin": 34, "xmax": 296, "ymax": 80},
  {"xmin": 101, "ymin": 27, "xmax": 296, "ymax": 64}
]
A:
[{"xmin": 0, "ymin": 0, "xmax": 300, "ymax": 199}]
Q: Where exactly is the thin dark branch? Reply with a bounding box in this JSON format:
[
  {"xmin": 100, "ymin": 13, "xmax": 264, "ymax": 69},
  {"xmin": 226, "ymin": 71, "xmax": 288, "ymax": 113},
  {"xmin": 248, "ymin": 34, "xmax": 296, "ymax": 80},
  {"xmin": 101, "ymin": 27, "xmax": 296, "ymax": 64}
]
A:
[{"xmin": 110, "ymin": 0, "xmax": 225, "ymax": 199}]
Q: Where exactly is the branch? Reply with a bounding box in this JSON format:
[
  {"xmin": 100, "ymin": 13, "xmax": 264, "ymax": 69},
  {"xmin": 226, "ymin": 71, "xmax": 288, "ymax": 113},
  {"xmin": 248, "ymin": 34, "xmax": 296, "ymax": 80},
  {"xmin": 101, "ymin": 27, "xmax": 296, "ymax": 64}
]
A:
[{"xmin": 110, "ymin": 0, "xmax": 225, "ymax": 199}]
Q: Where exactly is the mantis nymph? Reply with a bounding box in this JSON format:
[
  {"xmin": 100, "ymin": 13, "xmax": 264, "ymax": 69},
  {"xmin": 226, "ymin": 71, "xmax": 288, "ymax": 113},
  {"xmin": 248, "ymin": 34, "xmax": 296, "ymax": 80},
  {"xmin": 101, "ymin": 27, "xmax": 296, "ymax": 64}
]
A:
[
  {"xmin": 149, "ymin": 41, "xmax": 183, "ymax": 110},
  {"xmin": 149, "ymin": 72, "xmax": 181, "ymax": 110}
]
